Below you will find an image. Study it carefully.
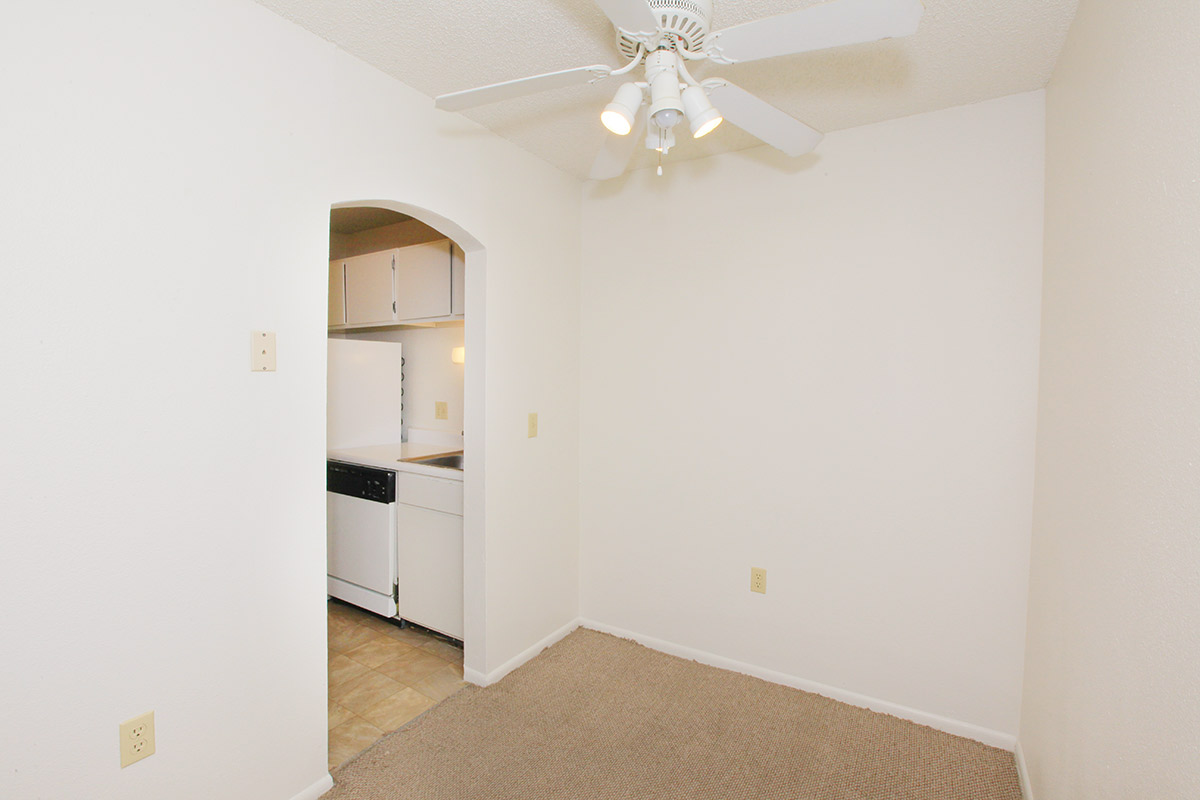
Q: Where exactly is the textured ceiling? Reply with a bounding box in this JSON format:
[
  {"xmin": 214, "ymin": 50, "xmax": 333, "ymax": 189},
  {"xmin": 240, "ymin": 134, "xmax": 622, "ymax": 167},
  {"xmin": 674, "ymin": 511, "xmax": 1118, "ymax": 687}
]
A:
[
  {"xmin": 254, "ymin": 0, "xmax": 1078, "ymax": 180},
  {"xmin": 329, "ymin": 206, "xmax": 411, "ymax": 234}
]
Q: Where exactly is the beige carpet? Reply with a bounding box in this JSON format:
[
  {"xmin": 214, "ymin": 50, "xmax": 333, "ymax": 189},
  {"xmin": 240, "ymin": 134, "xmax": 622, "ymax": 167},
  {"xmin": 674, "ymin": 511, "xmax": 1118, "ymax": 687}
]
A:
[{"xmin": 323, "ymin": 628, "xmax": 1022, "ymax": 800}]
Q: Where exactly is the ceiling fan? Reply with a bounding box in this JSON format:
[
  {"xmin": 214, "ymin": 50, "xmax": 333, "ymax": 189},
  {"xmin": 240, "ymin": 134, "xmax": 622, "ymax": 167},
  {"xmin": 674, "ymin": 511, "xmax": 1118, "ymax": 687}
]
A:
[{"xmin": 434, "ymin": 0, "xmax": 925, "ymax": 179}]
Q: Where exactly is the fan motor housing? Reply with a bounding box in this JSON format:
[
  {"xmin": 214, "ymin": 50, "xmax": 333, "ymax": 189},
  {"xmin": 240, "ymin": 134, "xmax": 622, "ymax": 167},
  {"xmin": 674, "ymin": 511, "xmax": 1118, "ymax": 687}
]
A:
[{"xmin": 617, "ymin": 0, "xmax": 713, "ymax": 59}]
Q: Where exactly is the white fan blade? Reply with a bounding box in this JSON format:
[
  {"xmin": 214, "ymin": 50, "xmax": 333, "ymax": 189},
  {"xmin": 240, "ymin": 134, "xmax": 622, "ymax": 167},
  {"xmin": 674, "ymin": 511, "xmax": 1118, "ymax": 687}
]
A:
[
  {"xmin": 436, "ymin": 65, "xmax": 612, "ymax": 112},
  {"xmin": 590, "ymin": 114, "xmax": 647, "ymax": 180},
  {"xmin": 705, "ymin": 0, "xmax": 923, "ymax": 64},
  {"xmin": 593, "ymin": 0, "xmax": 660, "ymax": 35},
  {"xmin": 706, "ymin": 82, "xmax": 824, "ymax": 157}
]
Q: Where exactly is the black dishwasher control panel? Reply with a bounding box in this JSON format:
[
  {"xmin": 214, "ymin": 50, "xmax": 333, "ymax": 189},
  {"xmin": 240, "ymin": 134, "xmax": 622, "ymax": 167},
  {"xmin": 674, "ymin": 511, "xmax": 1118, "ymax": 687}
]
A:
[{"xmin": 327, "ymin": 461, "xmax": 396, "ymax": 504}]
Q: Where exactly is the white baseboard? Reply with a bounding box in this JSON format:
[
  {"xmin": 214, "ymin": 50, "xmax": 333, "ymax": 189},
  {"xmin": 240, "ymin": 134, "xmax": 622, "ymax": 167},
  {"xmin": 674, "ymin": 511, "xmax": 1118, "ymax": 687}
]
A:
[
  {"xmin": 578, "ymin": 618, "xmax": 1017, "ymax": 751},
  {"xmin": 467, "ymin": 617, "xmax": 582, "ymax": 687},
  {"xmin": 1014, "ymin": 739, "xmax": 1035, "ymax": 799},
  {"xmin": 287, "ymin": 773, "xmax": 333, "ymax": 800}
]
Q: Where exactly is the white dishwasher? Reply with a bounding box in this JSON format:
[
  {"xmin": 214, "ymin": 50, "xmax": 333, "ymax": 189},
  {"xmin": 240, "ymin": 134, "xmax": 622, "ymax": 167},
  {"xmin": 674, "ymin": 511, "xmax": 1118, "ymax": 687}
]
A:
[{"xmin": 326, "ymin": 460, "xmax": 397, "ymax": 617}]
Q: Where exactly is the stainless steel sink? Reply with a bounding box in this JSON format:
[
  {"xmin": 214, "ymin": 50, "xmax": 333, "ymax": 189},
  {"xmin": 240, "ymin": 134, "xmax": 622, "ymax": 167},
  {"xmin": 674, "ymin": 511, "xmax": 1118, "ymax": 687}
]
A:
[{"xmin": 402, "ymin": 453, "xmax": 464, "ymax": 470}]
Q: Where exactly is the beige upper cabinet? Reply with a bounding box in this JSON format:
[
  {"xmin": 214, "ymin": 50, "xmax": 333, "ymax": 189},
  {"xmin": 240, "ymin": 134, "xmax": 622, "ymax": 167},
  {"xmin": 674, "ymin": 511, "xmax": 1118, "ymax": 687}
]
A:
[
  {"xmin": 328, "ymin": 261, "xmax": 346, "ymax": 327},
  {"xmin": 343, "ymin": 250, "xmax": 398, "ymax": 326},
  {"xmin": 329, "ymin": 240, "xmax": 458, "ymax": 329},
  {"xmin": 395, "ymin": 240, "xmax": 452, "ymax": 321}
]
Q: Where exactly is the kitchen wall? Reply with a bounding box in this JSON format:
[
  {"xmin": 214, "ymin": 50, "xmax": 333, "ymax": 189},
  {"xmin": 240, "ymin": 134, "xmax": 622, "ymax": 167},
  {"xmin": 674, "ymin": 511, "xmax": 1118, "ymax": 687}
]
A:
[
  {"xmin": 579, "ymin": 91, "xmax": 1046, "ymax": 743},
  {"xmin": 344, "ymin": 325, "xmax": 466, "ymax": 439},
  {"xmin": 0, "ymin": 2, "xmax": 579, "ymax": 799},
  {"xmin": 1018, "ymin": 0, "xmax": 1200, "ymax": 796},
  {"xmin": 332, "ymin": 215, "xmax": 466, "ymax": 439}
]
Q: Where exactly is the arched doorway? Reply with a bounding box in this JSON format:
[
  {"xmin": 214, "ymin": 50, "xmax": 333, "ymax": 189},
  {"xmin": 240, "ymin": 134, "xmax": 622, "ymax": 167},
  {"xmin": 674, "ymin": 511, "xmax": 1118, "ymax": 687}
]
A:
[{"xmin": 325, "ymin": 199, "xmax": 487, "ymax": 769}]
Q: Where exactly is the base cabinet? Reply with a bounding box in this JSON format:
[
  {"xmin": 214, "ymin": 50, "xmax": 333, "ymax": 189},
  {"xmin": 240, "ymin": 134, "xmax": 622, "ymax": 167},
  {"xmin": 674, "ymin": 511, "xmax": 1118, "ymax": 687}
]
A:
[{"xmin": 396, "ymin": 474, "xmax": 464, "ymax": 640}]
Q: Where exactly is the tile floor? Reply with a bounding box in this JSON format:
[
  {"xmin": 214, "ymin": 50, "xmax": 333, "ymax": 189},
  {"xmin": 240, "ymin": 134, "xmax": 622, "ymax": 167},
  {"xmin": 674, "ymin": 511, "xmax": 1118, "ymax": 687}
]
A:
[{"xmin": 327, "ymin": 599, "xmax": 466, "ymax": 771}]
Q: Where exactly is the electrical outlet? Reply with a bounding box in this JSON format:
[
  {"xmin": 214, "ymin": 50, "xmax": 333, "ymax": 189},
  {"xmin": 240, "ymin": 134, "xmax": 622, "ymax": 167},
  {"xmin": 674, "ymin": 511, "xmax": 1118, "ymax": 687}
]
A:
[
  {"xmin": 435, "ymin": 401, "xmax": 449, "ymax": 420},
  {"xmin": 750, "ymin": 567, "xmax": 767, "ymax": 594},
  {"xmin": 119, "ymin": 711, "xmax": 155, "ymax": 768},
  {"xmin": 527, "ymin": 412, "xmax": 538, "ymax": 438},
  {"xmin": 251, "ymin": 331, "xmax": 276, "ymax": 372}
]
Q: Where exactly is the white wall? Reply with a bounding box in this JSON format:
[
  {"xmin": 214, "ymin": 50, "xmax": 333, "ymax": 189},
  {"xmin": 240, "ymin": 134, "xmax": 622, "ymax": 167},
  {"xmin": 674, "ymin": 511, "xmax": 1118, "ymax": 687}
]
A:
[
  {"xmin": 0, "ymin": 2, "xmax": 579, "ymax": 799},
  {"xmin": 345, "ymin": 325, "xmax": 466, "ymax": 439},
  {"xmin": 1019, "ymin": 0, "xmax": 1200, "ymax": 796},
  {"xmin": 579, "ymin": 92, "xmax": 1046, "ymax": 741}
]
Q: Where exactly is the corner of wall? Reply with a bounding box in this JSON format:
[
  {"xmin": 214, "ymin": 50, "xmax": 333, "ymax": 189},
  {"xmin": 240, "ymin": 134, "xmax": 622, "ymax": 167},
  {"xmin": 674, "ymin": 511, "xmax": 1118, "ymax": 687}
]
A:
[{"xmin": 1014, "ymin": 738, "xmax": 1035, "ymax": 800}]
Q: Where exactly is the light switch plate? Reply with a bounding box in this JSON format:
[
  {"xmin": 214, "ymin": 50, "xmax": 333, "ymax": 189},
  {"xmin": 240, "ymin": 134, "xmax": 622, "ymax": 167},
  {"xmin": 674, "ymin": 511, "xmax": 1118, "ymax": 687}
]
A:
[
  {"xmin": 435, "ymin": 401, "xmax": 449, "ymax": 420},
  {"xmin": 251, "ymin": 331, "xmax": 276, "ymax": 372},
  {"xmin": 527, "ymin": 412, "xmax": 538, "ymax": 438}
]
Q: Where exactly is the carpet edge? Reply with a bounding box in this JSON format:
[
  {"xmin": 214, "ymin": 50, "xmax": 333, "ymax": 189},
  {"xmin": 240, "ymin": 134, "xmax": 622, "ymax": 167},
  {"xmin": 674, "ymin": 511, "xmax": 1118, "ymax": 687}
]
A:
[
  {"xmin": 471, "ymin": 616, "xmax": 583, "ymax": 687},
  {"xmin": 578, "ymin": 617, "xmax": 1017, "ymax": 751},
  {"xmin": 289, "ymin": 772, "xmax": 332, "ymax": 800}
]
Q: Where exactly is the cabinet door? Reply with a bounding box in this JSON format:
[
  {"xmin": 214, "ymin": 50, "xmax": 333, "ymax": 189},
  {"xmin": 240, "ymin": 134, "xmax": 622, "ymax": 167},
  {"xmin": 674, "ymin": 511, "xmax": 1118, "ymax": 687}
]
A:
[
  {"xmin": 328, "ymin": 261, "xmax": 346, "ymax": 326},
  {"xmin": 344, "ymin": 249, "xmax": 397, "ymax": 325},
  {"xmin": 395, "ymin": 240, "xmax": 452, "ymax": 320},
  {"xmin": 397, "ymin": 503, "xmax": 463, "ymax": 639}
]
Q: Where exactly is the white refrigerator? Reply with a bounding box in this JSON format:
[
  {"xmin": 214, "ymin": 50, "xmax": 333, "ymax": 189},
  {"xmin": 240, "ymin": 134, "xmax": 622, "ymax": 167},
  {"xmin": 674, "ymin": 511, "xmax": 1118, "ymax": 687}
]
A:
[{"xmin": 327, "ymin": 338, "xmax": 403, "ymax": 449}]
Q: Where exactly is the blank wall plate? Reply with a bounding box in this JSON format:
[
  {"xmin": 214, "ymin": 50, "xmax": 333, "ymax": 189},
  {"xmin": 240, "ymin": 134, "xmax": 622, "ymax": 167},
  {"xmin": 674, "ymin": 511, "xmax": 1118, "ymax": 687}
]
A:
[
  {"xmin": 119, "ymin": 711, "xmax": 155, "ymax": 768},
  {"xmin": 251, "ymin": 331, "xmax": 276, "ymax": 372},
  {"xmin": 527, "ymin": 412, "xmax": 538, "ymax": 438}
]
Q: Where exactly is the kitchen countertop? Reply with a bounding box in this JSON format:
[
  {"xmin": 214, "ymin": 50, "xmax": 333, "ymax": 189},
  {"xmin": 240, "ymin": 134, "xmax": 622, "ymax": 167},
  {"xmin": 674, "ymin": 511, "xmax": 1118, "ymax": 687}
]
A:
[{"xmin": 327, "ymin": 442, "xmax": 464, "ymax": 481}]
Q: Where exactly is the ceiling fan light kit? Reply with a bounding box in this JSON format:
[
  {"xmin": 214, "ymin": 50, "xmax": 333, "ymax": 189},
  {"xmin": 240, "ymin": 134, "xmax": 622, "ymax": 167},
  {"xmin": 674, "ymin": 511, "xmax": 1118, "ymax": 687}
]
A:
[
  {"xmin": 647, "ymin": 126, "xmax": 676, "ymax": 153},
  {"xmin": 602, "ymin": 81, "xmax": 645, "ymax": 135},
  {"xmin": 434, "ymin": 0, "xmax": 926, "ymax": 180},
  {"xmin": 646, "ymin": 51, "xmax": 685, "ymax": 131},
  {"xmin": 682, "ymin": 85, "xmax": 722, "ymax": 138}
]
